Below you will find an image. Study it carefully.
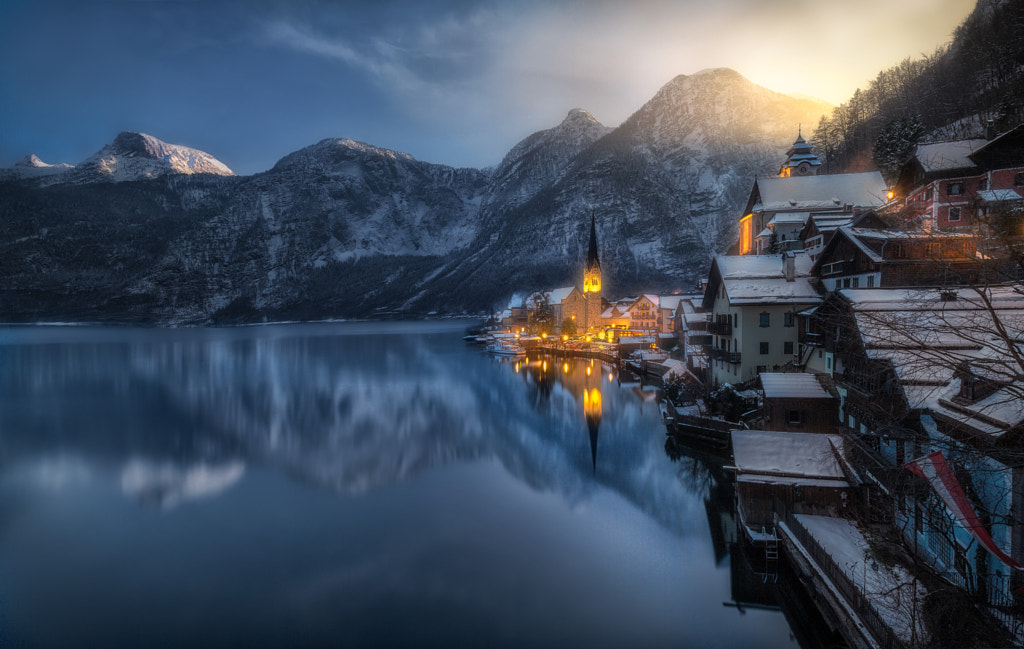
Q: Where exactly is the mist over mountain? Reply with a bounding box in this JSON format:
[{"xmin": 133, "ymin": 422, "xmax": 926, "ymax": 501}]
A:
[{"xmin": 0, "ymin": 69, "xmax": 829, "ymax": 324}]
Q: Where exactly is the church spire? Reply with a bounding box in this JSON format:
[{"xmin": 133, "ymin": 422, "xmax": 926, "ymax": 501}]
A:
[{"xmin": 586, "ymin": 211, "xmax": 600, "ymax": 271}]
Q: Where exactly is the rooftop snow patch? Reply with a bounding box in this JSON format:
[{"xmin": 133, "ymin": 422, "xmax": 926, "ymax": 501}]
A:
[
  {"xmin": 754, "ymin": 172, "xmax": 888, "ymax": 209},
  {"xmin": 732, "ymin": 430, "xmax": 846, "ymax": 480},
  {"xmin": 915, "ymin": 139, "xmax": 986, "ymax": 172},
  {"xmin": 760, "ymin": 373, "xmax": 833, "ymax": 399}
]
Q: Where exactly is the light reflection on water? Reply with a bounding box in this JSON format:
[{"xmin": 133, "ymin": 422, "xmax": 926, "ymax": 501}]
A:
[{"xmin": 0, "ymin": 322, "xmax": 798, "ymax": 648}]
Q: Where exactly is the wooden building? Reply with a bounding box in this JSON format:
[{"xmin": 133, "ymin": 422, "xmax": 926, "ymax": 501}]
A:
[
  {"xmin": 731, "ymin": 430, "xmax": 857, "ymax": 535},
  {"xmin": 759, "ymin": 373, "xmax": 838, "ymax": 434}
]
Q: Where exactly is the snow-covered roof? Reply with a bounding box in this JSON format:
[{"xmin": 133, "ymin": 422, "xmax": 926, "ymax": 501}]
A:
[
  {"xmin": 754, "ymin": 172, "xmax": 888, "ymax": 212},
  {"xmin": 915, "ymin": 139, "xmax": 986, "ymax": 173},
  {"xmin": 977, "ymin": 189, "xmax": 1022, "ymax": 203},
  {"xmin": 546, "ymin": 286, "xmax": 577, "ymax": 304},
  {"xmin": 724, "ymin": 277, "xmax": 820, "ymax": 305},
  {"xmin": 715, "ymin": 254, "xmax": 813, "ymax": 279},
  {"xmin": 769, "ymin": 212, "xmax": 811, "ymax": 226},
  {"xmin": 760, "ymin": 373, "xmax": 832, "ymax": 400},
  {"xmin": 659, "ymin": 295, "xmax": 685, "ymax": 312},
  {"xmin": 732, "ymin": 430, "xmax": 846, "ymax": 480}
]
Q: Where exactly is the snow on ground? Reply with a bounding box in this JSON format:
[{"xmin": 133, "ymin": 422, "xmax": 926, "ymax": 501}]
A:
[{"xmin": 796, "ymin": 514, "xmax": 928, "ymax": 644}]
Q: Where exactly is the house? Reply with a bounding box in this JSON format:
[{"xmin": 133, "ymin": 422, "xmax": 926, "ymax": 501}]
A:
[
  {"xmin": 799, "ymin": 210, "xmax": 886, "ymax": 261},
  {"xmin": 626, "ymin": 294, "xmax": 661, "ymax": 332},
  {"xmin": 759, "ymin": 373, "xmax": 839, "ymax": 434},
  {"xmin": 895, "ymin": 124, "xmax": 1024, "ymax": 230},
  {"xmin": 739, "ymin": 172, "xmax": 889, "ymax": 255},
  {"xmin": 810, "ymin": 226, "xmax": 981, "ymax": 292},
  {"xmin": 807, "ymin": 286, "xmax": 1024, "ymax": 607},
  {"xmin": 731, "ymin": 429, "xmax": 856, "ymax": 534},
  {"xmin": 702, "ymin": 254, "xmax": 822, "ymax": 385}
]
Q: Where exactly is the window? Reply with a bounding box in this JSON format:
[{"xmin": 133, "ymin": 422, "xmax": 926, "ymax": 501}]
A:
[
  {"xmin": 759, "ymin": 342, "xmax": 769, "ymax": 355},
  {"xmin": 784, "ymin": 341, "xmax": 794, "ymax": 355},
  {"xmin": 925, "ymin": 187, "xmax": 934, "ymax": 200},
  {"xmin": 784, "ymin": 312, "xmax": 794, "ymax": 327},
  {"xmin": 787, "ymin": 410, "xmax": 803, "ymax": 425},
  {"xmin": 948, "ymin": 206, "xmax": 961, "ymax": 222},
  {"xmin": 867, "ymin": 275, "xmax": 875, "ymax": 288},
  {"xmin": 852, "ymin": 277, "xmax": 859, "ymax": 288},
  {"xmin": 733, "ymin": 313, "xmax": 738, "ymax": 327},
  {"xmin": 843, "ymin": 278, "xmax": 852, "ymax": 289},
  {"xmin": 948, "ymin": 182, "xmax": 964, "ymax": 195},
  {"xmin": 979, "ymin": 177, "xmax": 988, "ymax": 190},
  {"xmin": 1015, "ymin": 172, "xmax": 1024, "ymax": 186},
  {"xmin": 759, "ymin": 312, "xmax": 770, "ymax": 327}
]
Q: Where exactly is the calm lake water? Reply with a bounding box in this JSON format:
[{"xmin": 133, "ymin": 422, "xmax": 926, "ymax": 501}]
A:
[{"xmin": 0, "ymin": 321, "xmax": 802, "ymax": 648}]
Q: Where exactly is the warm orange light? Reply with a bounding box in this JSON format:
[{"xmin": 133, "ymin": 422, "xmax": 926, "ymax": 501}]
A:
[
  {"xmin": 586, "ymin": 366, "xmax": 592, "ymax": 376},
  {"xmin": 608, "ymin": 372, "xmax": 614, "ymax": 382},
  {"xmin": 586, "ymin": 336, "xmax": 592, "ymax": 343},
  {"xmin": 562, "ymin": 335, "xmax": 568, "ymax": 341},
  {"xmin": 887, "ymin": 190, "xmax": 895, "ymax": 201},
  {"xmin": 542, "ymin": 332, "xmax": 547, "ymax": 339},
  {"xmin": 542, "ymin": 360, "xmax": 548, "ymax": 372},
  {"xmin": 563, "ymin": 362, "xmax": 570, "ymax": 373},
  {"xmin": 739, "ymin": 214, "xmax": 753, "ymax": 255}
]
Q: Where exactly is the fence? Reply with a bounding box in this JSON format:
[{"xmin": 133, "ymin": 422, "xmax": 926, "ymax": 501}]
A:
[{"xmin": 776, "ymin": 503, "xmax": 907, "ymax": 649}]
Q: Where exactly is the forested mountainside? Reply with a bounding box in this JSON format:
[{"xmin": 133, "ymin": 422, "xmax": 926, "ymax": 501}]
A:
[
  {"xmin": 812, "ymin": 0, "xmax": 1024, "ymax": 179},
  {"xmin": 1, "ymin": 69, "xmax": 828, "ymax": 324}
]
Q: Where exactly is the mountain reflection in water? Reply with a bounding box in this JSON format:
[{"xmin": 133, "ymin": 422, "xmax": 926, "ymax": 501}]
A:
[{"xmin": 0, "ymin": 322, "xmax": 799, "ymax": 649}]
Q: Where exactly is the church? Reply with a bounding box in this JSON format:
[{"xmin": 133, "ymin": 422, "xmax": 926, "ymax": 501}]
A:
[{"xmin": 502, "ymin": 214, "xmax": 605, "ymax": 335}]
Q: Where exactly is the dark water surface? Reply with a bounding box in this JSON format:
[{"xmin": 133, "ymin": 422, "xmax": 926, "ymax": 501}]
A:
[{"xmin": 0, "ymin": 322, "xmax": 798, "ymax": 648}]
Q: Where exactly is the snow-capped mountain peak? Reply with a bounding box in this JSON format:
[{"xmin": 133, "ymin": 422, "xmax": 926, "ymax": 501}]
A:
[{"xmin": 71, "ymin": 131, "xmax": 235, "ymax": 183}]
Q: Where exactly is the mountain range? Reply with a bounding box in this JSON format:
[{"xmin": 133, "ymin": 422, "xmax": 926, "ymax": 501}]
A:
[{"xmin": 0, "ymin": 68, "xmax": 830, "ymax": 324}]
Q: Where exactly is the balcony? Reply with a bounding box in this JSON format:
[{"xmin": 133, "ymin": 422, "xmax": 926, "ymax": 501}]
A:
[
  {"xmin": 704, "ymin": 346, "xmax": 742, "ymax": 364},
  {"xmin": 707, "ymin": 321, "xmax": 732, "ymax": 335}
]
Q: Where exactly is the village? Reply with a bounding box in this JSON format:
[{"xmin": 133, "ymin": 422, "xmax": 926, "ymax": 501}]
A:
[{"xmin": 479, "ymin": 126, "xmax": 1024, "ymax": 648}]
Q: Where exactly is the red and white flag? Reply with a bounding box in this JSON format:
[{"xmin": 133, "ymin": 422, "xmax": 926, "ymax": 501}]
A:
[{"xmin": 905, "ymin": 450, "xmax": 1024, "ymax": 572}]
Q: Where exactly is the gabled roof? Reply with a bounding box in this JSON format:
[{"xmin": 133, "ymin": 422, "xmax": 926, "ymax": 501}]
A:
[
  {"xmin": 704, "ymin": 254, "xmax": 820, "ymax": 308},
  {"xmin": 745, "ymin": 172, "xmax": 888, "ymax": 215},
  {"xmin": 546, "ymin": 286, "xmax": 578, "ymax": 304}
]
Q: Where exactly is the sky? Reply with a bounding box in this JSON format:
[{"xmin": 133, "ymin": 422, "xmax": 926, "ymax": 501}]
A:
[{"xmin": 0, "ymin": 0, "xmax": 978, "ymax": 175}]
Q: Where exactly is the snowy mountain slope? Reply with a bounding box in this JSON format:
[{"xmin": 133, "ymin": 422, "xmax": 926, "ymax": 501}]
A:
[
  {"xmin": 429, "ymin": 68, "xmax": 831, "ymax": 305},
  {"xmin": 69, "ymin": 132, "xmax": 235, "ymax": 183},
  {"xmin": 0, "ymin": 68, "xmax": 831, "ymax": 323}
]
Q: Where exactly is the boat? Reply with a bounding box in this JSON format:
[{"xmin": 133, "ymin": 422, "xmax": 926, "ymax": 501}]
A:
[{"xmin": 486, "ymin": 340, "xmax": 526, "ymax": 356}]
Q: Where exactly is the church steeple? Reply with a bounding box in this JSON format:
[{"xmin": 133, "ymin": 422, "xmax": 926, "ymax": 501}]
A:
[
  {"xmin": 779, "ymin": 127, "xmax": 822, "ymax": 177},
  {"xmin": 582, "ymin": 212, "xmax": 602, "ymax": 332},
  {"xmin": 586, "ymin": 212, "xmax": 600, "ymax": 272}
]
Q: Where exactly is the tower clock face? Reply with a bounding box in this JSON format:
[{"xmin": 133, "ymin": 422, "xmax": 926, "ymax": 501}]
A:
[{"xmin": 797, "ymin": 162, "xmax": 810, "ymax": 175}]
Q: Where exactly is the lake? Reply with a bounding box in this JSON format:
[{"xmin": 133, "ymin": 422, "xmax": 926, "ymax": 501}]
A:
[{"xmin": 0, "ymin": 321, "xmax": 803, "ymax": 648}]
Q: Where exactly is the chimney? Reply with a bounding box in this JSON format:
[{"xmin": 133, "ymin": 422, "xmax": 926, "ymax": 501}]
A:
[
  {"xmin": 784, "ymin": 254, "xmax": 795, "ymax": 282},
  {"xmin": 985, "ymin": 118, "xmax": 996, "ymax": 141}
]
